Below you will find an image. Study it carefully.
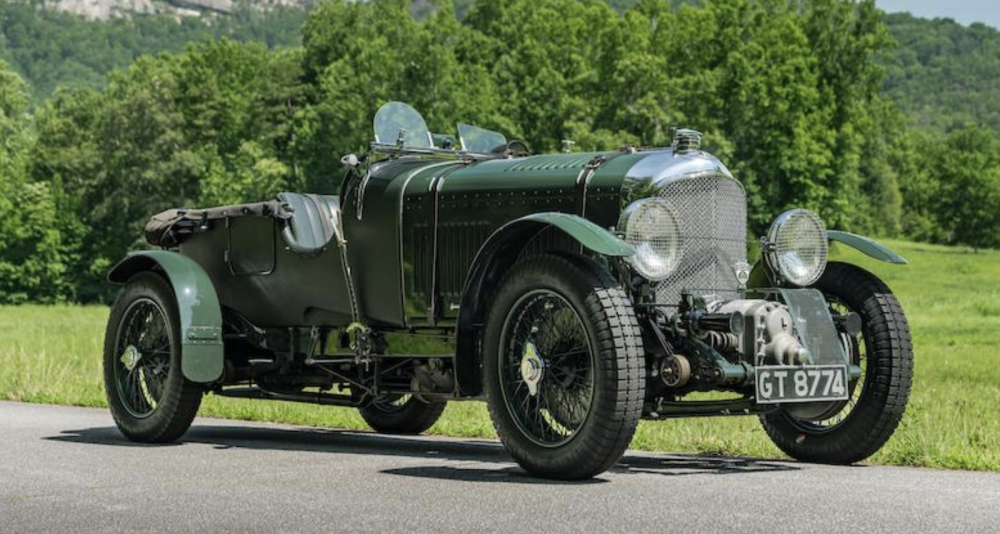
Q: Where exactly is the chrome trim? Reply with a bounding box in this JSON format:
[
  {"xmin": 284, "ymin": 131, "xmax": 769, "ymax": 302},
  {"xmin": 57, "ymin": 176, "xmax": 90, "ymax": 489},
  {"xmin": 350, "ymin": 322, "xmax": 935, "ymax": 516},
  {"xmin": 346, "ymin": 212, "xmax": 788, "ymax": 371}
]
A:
[
  {"xmin": 621, "ymin": 149, "xmax": 748, "ymax": 305},
  {"xmin": 765, "ymin": 209, "xmax": 829, "ymax": 287},
  {"xmin": 621, "ymin": 149, "xmax": 743, "ymax": 210},
  {"xmin": 618, "ymin": 198, "xmax": 683, "ymax": 281},
  {"xmin": 338, "ymin": 229, "xmax": 361, "ymax": 323},
  {"xmin": 576, "ymin": 155, "xmax": 608, "ymax": 217},
  {"xmin": 672, "ymin": 129, "xmax": 702, "ymax": 153},
  {"xmin": 330, "ymin": 203, "xmax": 346, "ymax": 246},
  {"xmin": 371, "ymin": 143, "xmax": 502, "ymax": 161},
  {"xmin": 356, "ymin": 168, "xmax": 373, "ymax": 221},
  {"xmin": 427, "ymin": 172, "xmax": 449, "ymax": 324}
]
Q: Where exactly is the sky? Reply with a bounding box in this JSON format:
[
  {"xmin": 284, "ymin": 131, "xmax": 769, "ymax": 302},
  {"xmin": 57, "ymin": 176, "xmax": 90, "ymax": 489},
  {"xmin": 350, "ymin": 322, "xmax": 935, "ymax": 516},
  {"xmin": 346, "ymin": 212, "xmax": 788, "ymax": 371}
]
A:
[{"xmin": 876, "ymin": 0, "xmax": 1000, "ymax": 29}]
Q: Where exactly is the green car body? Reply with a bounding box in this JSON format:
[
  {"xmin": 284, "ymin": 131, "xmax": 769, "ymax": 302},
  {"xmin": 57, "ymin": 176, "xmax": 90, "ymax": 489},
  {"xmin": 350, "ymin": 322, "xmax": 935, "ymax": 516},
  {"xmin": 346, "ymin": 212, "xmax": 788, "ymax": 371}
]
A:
[
  {"xmin": 104, "ymin": 102, "xmax": 913, "ymax": 479},
  {"xmin": 110, "ymin": 147, "xmax": 903, "ymax": 386}
]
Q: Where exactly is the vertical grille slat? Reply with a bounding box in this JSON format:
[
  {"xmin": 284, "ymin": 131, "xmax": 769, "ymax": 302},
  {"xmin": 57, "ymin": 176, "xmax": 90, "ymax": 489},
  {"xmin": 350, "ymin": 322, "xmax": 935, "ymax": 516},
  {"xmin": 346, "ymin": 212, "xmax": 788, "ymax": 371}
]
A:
[
  {"xmin": 439, "ymin": 221, "xmax": 492, "ymax": 298},
  {"xmin": 654, "ymin": 173, "xmax": 747, "ymax": 305}
]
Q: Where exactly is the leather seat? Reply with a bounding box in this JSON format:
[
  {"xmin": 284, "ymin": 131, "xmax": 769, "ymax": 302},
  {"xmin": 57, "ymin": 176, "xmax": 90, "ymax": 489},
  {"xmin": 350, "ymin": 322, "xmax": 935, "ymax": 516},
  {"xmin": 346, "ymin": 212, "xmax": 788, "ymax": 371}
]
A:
[{"xmin": 277, "ymin": 193, "xmax": 342, "ymax": 256}]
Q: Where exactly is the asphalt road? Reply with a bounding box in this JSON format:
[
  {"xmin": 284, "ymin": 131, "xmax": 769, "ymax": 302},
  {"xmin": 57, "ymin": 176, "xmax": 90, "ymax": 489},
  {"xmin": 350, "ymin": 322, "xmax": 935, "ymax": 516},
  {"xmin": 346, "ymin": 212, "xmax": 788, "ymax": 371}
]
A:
[{"xmin": 2, "ymin": 402, "xmax": 999, "ymax": 534}]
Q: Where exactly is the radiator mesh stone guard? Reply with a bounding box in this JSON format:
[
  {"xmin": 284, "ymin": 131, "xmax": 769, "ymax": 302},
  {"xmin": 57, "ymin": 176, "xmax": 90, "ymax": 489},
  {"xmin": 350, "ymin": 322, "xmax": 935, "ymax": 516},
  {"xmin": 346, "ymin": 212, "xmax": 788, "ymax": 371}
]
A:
[{"xmin": 653, "ymin": 172, "xmax": 747, "ymax": 306}]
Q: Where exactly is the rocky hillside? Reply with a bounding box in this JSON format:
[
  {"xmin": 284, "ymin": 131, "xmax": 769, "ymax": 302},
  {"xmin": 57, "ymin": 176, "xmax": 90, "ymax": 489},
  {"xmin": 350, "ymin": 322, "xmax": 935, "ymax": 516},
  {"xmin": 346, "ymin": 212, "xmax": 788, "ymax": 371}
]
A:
[{"xmin": 10, "ymin": 0, "xmax": 309, "ymax": 19}]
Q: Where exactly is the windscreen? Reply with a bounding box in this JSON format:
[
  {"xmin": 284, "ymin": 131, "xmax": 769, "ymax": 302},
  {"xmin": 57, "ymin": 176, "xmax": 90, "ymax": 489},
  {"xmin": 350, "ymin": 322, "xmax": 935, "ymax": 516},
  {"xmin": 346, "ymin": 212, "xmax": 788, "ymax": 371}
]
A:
[
  {"xmin": 458, "ymin": 123, "xmax": 507, "ymax": 154},
  {"xmin": 373, "ymin": 102, "xmax": 432, "ymax": 148}
]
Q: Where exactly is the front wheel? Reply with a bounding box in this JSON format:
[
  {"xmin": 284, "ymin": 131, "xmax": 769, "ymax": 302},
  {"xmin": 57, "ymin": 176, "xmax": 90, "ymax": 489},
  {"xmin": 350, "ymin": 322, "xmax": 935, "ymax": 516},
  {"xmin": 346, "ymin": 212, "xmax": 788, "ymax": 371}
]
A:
[
  {"xmin": 760, "ymin": 262, "xmax": 913, "ymax": 464},
  {"xmin": 484, "ymin": 253, "xmax": 644, "ymax": 480},
  {"xmin": 103, "ymin": 272, "xmax": 203, "ymax": 443}
]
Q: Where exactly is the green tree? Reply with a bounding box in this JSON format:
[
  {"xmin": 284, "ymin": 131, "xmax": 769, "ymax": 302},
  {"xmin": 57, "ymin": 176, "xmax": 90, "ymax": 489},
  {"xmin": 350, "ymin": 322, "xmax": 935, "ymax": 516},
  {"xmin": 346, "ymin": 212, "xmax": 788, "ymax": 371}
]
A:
[
  {"xmin": 31, "ymin": 40, "xmax": 311, "ymax": 300},
  {"xmin": 300, "ymin": 0, "xmax": 508, "ymax": 184},
  {"xmin": 0, "ymin": 61, "xmax": 70, "ymax": 303},
  {"xmin": 926, "ymin": 127, "xmax": 1000, "ymax": 250},
  {"xmin": 882, "ymin": 13, "xmax": 1000, "ymax": 135},
  {"xmin": 463, "ymin": 0, "xmax": 622, "ymax": 152}
]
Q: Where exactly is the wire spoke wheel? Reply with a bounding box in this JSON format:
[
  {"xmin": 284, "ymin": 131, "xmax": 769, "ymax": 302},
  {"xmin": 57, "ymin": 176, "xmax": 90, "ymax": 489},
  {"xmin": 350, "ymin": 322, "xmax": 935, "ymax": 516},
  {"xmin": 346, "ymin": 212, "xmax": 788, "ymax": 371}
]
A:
[
  {"xmin": 484, "ymin": 254, "xmax": 644, "ymax": 480},
  {"xmin": 499, "ymin": 289, "xmax": 595, "ymax": 448},
  {"xmin": 113, "ymin": 298, "xmax": 172, "ymax": 419}
]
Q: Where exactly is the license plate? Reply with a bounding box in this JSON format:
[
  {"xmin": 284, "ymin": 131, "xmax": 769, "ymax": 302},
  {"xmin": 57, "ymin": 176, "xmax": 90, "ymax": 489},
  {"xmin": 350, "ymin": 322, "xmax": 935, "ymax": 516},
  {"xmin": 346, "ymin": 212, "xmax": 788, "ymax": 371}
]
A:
[{"xmin": 755, "ymin": 365, "xmax": 849, "ymax": 404}]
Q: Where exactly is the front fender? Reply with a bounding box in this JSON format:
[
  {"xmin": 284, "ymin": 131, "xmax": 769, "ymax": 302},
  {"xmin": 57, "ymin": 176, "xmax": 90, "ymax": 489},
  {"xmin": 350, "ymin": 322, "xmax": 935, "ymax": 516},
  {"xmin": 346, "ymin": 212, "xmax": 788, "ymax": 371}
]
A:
[
  {"xmin": 453, "ymin": 212, "xmax": 633, "ymax": 396},
  {"xmin": 513, "ymin": 212, "xmax": 635, "ymax": 257},
  {"xmin": 747, "ymin": 231, "xmax": 906, "ymax": 289},
  {"xmin": 108, "ymin": 251, "xmax": 224, "ymax": 384},
  {"xmin": 827, "ymin": 231, "xmax": 908, "ymax": 265}
]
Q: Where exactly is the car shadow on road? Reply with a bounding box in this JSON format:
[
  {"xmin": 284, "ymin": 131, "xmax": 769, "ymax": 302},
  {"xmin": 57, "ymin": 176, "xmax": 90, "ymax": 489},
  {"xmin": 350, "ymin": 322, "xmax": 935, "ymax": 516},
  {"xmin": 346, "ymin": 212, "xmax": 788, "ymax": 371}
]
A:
[
  {"xmin": 49, "ymin": 423, "xmax": 510, "ymax": 458},
  {"xmin": 47, "ymin": 424, "xmax": 799, "ymax": 484},
  {"xmin": 382, "ymin": 454, "xmax": 798, "ymax": 484}
]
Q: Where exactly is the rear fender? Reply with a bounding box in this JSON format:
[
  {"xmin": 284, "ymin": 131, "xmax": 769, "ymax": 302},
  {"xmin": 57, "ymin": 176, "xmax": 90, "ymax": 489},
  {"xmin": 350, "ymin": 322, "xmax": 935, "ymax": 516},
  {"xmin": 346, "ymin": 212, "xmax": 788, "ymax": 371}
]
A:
[
  {"xmin": 453, "ymin": 213, "xmax": 633, "ymax": 396},
  {"xmin": 108, "ymin": 251, "xmax": 224, "ymax": 384}
]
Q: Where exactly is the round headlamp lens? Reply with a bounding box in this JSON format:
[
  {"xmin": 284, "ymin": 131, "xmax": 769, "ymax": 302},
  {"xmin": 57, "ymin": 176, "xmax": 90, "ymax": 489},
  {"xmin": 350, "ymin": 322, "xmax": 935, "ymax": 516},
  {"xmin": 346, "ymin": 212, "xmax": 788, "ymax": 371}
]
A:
[
  {"xmin": 620, "ymin": 199, "xmax": 682, "ymax": 281},
  {"xmin": 767, "ymin": 209, "xmax": 828, "ymax": 286}
]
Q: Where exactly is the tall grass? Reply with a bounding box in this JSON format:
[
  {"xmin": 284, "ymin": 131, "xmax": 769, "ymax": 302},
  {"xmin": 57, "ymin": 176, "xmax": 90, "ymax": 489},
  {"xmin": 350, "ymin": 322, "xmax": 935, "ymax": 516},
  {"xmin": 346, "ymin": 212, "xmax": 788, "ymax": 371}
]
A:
[{"xmin": 1, "ymin": 240, "xmax": 998, "ymax": 470}]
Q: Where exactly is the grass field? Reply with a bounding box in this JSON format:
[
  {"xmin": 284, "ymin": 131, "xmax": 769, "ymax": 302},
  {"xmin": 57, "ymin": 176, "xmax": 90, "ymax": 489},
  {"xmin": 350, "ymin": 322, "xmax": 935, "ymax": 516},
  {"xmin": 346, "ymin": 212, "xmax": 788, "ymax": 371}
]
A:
[{"xmin": 2, "ymin": 240, "xmax": 998, "ymax": 470}]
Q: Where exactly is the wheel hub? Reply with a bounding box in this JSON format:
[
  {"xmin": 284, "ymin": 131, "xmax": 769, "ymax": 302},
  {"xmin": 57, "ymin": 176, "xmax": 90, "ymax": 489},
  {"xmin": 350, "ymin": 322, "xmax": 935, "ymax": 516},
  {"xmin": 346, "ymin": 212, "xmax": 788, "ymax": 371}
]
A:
[
  {"xmin": 520, "ymin": 341, "xmax": 545, "ymax": 396},
  {"xmin": 120, "ymin": 345, "xmax": 141, "ymax": 371}
]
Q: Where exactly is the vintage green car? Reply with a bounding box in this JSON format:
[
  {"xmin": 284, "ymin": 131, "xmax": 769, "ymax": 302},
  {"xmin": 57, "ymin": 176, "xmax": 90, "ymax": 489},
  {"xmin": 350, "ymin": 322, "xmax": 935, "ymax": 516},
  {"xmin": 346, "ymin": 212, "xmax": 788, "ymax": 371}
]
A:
[{"xmin": 103, "ymin": 102, "xmax": 912, "ymax": 479}]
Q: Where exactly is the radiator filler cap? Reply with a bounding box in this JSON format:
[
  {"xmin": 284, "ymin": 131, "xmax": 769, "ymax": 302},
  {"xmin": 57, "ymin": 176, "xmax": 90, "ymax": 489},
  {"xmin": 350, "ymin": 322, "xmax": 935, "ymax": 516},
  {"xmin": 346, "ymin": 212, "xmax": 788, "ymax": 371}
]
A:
[{"xmin": 672, "ymin": 129, "xmax": 702, "ymax": 153}]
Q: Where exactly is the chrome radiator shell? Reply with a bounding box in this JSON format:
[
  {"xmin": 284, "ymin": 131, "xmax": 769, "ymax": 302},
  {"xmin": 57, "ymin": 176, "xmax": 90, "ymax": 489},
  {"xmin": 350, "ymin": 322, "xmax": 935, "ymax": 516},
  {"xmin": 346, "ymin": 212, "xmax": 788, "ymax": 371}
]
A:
[{"xmin": 622, "ymin": 150, "xmax": 748, "ymax": 305}]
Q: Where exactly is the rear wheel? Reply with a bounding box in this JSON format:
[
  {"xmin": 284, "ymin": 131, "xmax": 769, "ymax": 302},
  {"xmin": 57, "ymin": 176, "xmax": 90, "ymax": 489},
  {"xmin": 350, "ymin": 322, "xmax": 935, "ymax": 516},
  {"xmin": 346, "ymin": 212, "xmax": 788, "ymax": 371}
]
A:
[
  {"xmin": 358, "ymin": 395, "xmax": 446, "ymax": 435},
  {"xmin": 760, "ymin": 262, "xmax": 913, "ymax": 464},
  {"xmin": 483, "ymin": 253, "xmax": 644, "ymax": 480},
  {"xmin": 103, "ymin": 272, "xmax": 203, "ymax": 443}
]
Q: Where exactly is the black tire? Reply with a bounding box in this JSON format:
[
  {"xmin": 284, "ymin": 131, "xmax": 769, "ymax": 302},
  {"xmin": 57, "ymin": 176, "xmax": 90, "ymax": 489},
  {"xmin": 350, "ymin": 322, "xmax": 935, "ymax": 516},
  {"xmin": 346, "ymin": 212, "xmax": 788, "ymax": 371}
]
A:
[
  {"xmin": 760, "ymin": 262, "xmax": 913, "ymax": 464},
  {"xmin": 358, "ymin": 395, "xmax": 446, "ymax": 435},
  {"xmin": 483, "ymin": 253, "xmax": 644, "ymax": 480},
  {"xmin": 103, "ymin": 272, "xmax": 203, "ymax": 443}
]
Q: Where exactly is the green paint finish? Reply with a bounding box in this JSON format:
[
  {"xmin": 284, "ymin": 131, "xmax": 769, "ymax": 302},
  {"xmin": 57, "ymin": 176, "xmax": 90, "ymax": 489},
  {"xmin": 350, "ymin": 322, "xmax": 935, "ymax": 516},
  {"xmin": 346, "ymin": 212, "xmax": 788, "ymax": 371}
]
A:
[
  {"xmin": 585, "ymin": 152, "xmax": 650, "ymax": 227},
  {"xmin": 507, "ymin": 153, "xmax": 600, "ymax": 171},
  {"xmin": 369, "ymin": 160, "xmax": 464, "ymax": 325},
  {"xmin": 828, "ymin": 230, "xmax": 908, "ymax": 265},
  {"xmin": 442, "ymin": 151, "xmax": 615, "ymax": 193},
  {"xmin": 587, "ymin": 152, "xmax": 653, "ymax": 191},
  {"xmin": 181, "ymin": 344, "xmax": 224, "ymax": 383},
  {"xmin": 513, "ymin": 212, "xmax": 634, "ymax": 257},
  {"xmin": 108, "ymin": 250, "xmax": 224, "ymax": 383}
]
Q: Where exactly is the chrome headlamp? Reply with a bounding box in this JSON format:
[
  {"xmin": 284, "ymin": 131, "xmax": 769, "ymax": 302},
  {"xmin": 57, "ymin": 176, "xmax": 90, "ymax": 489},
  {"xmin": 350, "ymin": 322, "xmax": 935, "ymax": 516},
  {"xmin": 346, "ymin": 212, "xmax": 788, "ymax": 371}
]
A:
[
  {"xmin": 619, "ymin": 198, "xmax": 682, "ymax": 281},
  {"xmin": 766, "ymin": 209, "xmax": 828, "ymax": 287}
]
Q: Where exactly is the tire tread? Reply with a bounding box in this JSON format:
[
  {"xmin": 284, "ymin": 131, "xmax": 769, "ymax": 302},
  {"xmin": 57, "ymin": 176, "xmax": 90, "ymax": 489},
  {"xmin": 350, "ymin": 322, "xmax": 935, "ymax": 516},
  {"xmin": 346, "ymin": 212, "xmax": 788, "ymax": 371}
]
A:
[
  {"xmin": 483, "ymin": 253, "xmax": 644, "ymax": 480},
  {"xmin": 761, "ymin": 262, "xmax": 913, "ymax": 464}
]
